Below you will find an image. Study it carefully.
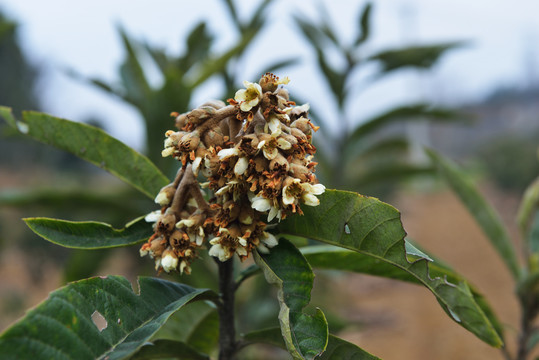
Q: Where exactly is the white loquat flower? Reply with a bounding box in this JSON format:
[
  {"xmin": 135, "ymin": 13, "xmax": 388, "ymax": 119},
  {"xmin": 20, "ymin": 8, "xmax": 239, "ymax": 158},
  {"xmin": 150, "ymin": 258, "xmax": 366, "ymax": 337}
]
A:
[{"xmin": 235, "ymin": 81, "xmax": 263, "ymax": 112}]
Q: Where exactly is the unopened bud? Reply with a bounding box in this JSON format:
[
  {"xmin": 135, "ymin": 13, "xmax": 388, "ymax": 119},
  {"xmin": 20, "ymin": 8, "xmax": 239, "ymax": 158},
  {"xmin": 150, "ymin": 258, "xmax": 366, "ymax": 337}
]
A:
[
  {"xmin": 155, "ymin": 185, "xmax": 176, "ymax": 206},
  {"xmin": 161, "ymin": 249, "xmax": 179, "ymax": 272},
  {"xmin": 179, "ymin": 132, "xmax": 201, "ymax": 151},
  {"xmin": 290, "ymin": 163, "xmax": 310, "ymax": 182},
  {"xmin": 158, "ymin": 212, "xmax": 176, "ymax": 233},
  {"xmin": 150, "ymin": 237, "xmax": 167, "ymax": 257},
  {"xmin": 270, "ymin": 153, "xmax": 289, "ymax": 172},
  {"xmin": 291, "ymin": 117, "xmax": 311, "ymax": 134}
]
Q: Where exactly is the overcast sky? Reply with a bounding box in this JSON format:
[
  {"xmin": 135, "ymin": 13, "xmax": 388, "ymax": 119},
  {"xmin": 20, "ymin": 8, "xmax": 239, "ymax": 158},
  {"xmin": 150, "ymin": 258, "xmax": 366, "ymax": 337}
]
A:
[{"xmin": 1, "ymin": 0, "xmax": 538, "ymax": 149}]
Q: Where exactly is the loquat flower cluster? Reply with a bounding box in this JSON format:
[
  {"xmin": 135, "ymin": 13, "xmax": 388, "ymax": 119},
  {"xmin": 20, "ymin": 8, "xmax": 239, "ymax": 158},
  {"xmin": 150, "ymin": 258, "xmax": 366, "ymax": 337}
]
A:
[{"xmin": 140, "ymin": 73, "xmax": 325, "ymax": 274}]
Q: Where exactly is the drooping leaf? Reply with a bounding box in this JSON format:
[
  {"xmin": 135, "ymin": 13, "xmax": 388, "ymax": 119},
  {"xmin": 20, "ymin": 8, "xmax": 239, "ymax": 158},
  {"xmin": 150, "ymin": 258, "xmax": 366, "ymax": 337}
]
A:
[
  {"xmin": 243, "ymin": 327, "xmax": 380, "ymax": 360},
  {"xmin": 348, "ymin": 104, "xmax": 465, "ymax": 145},
  {"xmin": 0, "ymin": 107, "xmax": 169, "ymax": 199},
  {"xmin": 0, "ymin": 276, "xmax": 217, "ymax": 360},
  {"xmin": 369, "ymin": 41, "xmax": 465, "ymax": 73},
  {"xmin": 301, "ymin": 244, "xmax": 504, "ymax": 338},
  {"xmin": 355, "ymin": 3, "xmax": 373, "ymax": 46},
  {"xmin": 426, "ymin": 149, "xmax": 520, "ymax": 279},
  {"xmin": 246, "ymin": 0, "xmax": 272, "ymax": 32},
  {"xmin": 347, "ymin": 163, "xmax": 435, "ymax": 188},
  {"xmin": 315, "ymin": 48, "xmax": 346, "ymax": 107},
  {"xmin": 254, "ymin": 239, "xmax": 329, "ymax": 359},
  {"xmin": 130, "ymin": 339, "xmax": 210, "ymax": 360},
  {"xmin": 277, "ymin": 190, "xmax": 503, "ymax": 347},
  {"xmin": 24, "ymin": 216, "xmax": 152, "ymax": 249}
]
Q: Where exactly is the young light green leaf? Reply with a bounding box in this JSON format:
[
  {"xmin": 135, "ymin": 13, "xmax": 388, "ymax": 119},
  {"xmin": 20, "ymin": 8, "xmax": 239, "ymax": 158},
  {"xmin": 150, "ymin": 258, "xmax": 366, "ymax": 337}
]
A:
[
  {"xmin": 426, "ymin": 149, "xmax": 520, "ymax": 279},
  {"xmin": 277, "ymin": 190, "xmax": 503, "ymax": 348},
  {"xmin": 130, "ymin": 339, "xmax": 210, "ymax": 360},
  {"xmin": 0, "ymin": 276, "xmax": 217, "ymax": 360},
  {"xmin": 0, "ymin": 107, "xmax": 169, "ymax": 199},
  {"xmin": 254, "ymin": 239, "xmax": 329, "ymax": 360},
  {"xmin": 243, "ymin": 327, "xmax": 380, "ymax": 360},
  {"xmin": 24, "ymin": 216, "xmax": 152, "ymax": 249}
]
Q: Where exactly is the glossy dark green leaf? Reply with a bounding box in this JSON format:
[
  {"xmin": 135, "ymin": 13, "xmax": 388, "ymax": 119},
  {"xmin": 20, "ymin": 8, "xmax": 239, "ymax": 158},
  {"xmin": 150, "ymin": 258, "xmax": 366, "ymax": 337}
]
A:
[
  {"xmin": 0, "ymin": 276, "xmax": 217, "ymax": 360},
  {"xmin": 355, "ymin": 3, "xmax": 373, "ymax": 46},
  {"xmin": 369, "ymin": 42, "xmax": 464, "ymax": 73},
  {"xmin": 426, "ymin": 149, "xmax": 520, "ymax": 279},
  {"xmin": 243, "ymin": 327, "xmax": 380, "ymax": 360},
  {"xmin": 348, "ymin": 104, "xmax": 465, "ymax": 145},
  {"xmin": 24, "ymin": 216, "xmax": 152, "ymax": 249},
  {"xmin": 0, "ymin": 107, "xmax": 169, "ymax": 199},
  {"xmin": 277, "ymin": 190, "xmax": 503, "ymax": 347},
  {"xmin": 301, "ymin": 244, "xmax": 504, "ymax": 338},
  {"xmin": 254, "ymin": 239, "xmax": 329, "ymax": 359},
  {"xmin": 130, "ymin": 339, "xmax": 210, "ymax": 360}
]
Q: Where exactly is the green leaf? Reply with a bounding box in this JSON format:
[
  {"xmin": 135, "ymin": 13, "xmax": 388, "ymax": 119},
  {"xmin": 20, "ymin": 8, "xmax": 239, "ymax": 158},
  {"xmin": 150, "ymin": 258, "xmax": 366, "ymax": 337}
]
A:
[
  {"xmin": 355, "ymin": 2, "xmax": 373, "ymax": 46},
  {"xmin": 0, "ymin": 276, "xmax": 217, "ymax": 360},
  {"xmin": 369, "ymin": 41, "xmax": 465, "ymax": 73},
  {"xmin": 179, "ymin": 21, "xmax": 213, "ymax": 71},
  {"xmin": 117, "ymin": 26, "xmax": 151, "ymax": 104},
  {"xmin": 315, "ymin": 48, "xmax": 346, "ymax": 107},
  {"xmin": 130, "ymin": 339, "xmax": 210, "ymax": 360},
  {"xmin": 301, "ymin": 244, "xmax": 504, "ymax": 338},
  {"xmin": 243, "ymin": 327, "xmax": 380, "ymax": 360},
  {"xmin": 254, "ymin": 239, "xmax": 329, "ymax": 359},
  {"xmin": 277, "ymin": 190, "xmax": 503, "ymax": 347},
  {"xmin": 426, "ymin": 149, "xmax": 520, "ymax": 279},
  {"xmin": 528, "ymin": 211, "xmax": 539, "ymax": 254},
  {"xmin": 24, "ymin": 216, "xmax": 152, "ymax": 249},
  {"xmin": 0, "ymin": 107, "xmax": 169, "ymax": 199},
  {"xmin": 185, "ymin": 309, "xmax": 219, "ymax": 354},
  {"xmin": 348, "ymin": 104, "xmax": 465, "ymax": 144},
  {"xmin": 517, "ymin": 176, "xmax": 539, "ymax": 238}
]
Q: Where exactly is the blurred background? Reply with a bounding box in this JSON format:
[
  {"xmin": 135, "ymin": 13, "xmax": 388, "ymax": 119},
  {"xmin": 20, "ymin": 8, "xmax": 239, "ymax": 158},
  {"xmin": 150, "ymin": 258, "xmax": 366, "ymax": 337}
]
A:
[{"xmin": 1, "ymin": 0, "xmax": 539, "ymax": 358}]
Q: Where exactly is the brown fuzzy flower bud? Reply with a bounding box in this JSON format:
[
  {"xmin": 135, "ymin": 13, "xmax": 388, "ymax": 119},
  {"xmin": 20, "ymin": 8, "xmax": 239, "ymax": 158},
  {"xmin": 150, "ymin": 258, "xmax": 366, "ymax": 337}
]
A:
[
  {"xmin": 150, "ymin": 237, "xmax": 167, "ymax": 257},
  {"xmin": 289, "ymin": 163, "xmax": 310, "ymax": 182},
  {"xmin": 270, "ymin": 153, "xmax": 290, "ymax": 172},
  {"xmin": 203, "ymin": 128, "xmax": 225, "ymax": 147},
  {"xmin": 239, "ymin": 203, "xmax": 255, "ymax": 224},
  {"xmin": 291, "ymin": 117, "xmax": 311, "ymax": 134},
  {"xmin": 158, "ymin": 211, "xmax": 177, "ymax": 233},
  {"xmin": 179, "ymin": 131, "xmax": 201, "ymax": 151}
]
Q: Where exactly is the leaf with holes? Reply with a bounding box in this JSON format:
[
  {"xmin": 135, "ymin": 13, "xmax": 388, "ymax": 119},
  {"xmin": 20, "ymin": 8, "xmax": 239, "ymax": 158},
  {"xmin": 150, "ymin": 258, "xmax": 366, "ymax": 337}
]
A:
[
  {"xmin": 243, "ymin": 327, "xmax": 380, "ymax": 360},
  {"xmin": 254, "ymin": 239, "xmax": 329, "ymax": 360},
  {"xmin": 276, "ymin": 189, "xmax": 503, "ymax": 348},
  {"xmin": 24, "ymin": 216, "xmax": 152, "ymax": 249},
  {"xmin": 0, "ymin": 276, "xmax": 217, "ymax": 360},
  {"xmin": 0, "ymin": 107, "xmax": 169, "ymax": 199}
]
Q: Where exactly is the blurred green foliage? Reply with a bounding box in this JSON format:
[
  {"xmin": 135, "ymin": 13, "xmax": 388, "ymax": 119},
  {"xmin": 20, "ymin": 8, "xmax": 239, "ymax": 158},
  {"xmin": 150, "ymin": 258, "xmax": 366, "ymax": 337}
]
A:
[
  {"xmin": 478, "ymin": 131, "xmax": 539, "ymax": 193},
  {"xmin": 294, "ymin": 3, "xmax": 465, "ymax": 197}
]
